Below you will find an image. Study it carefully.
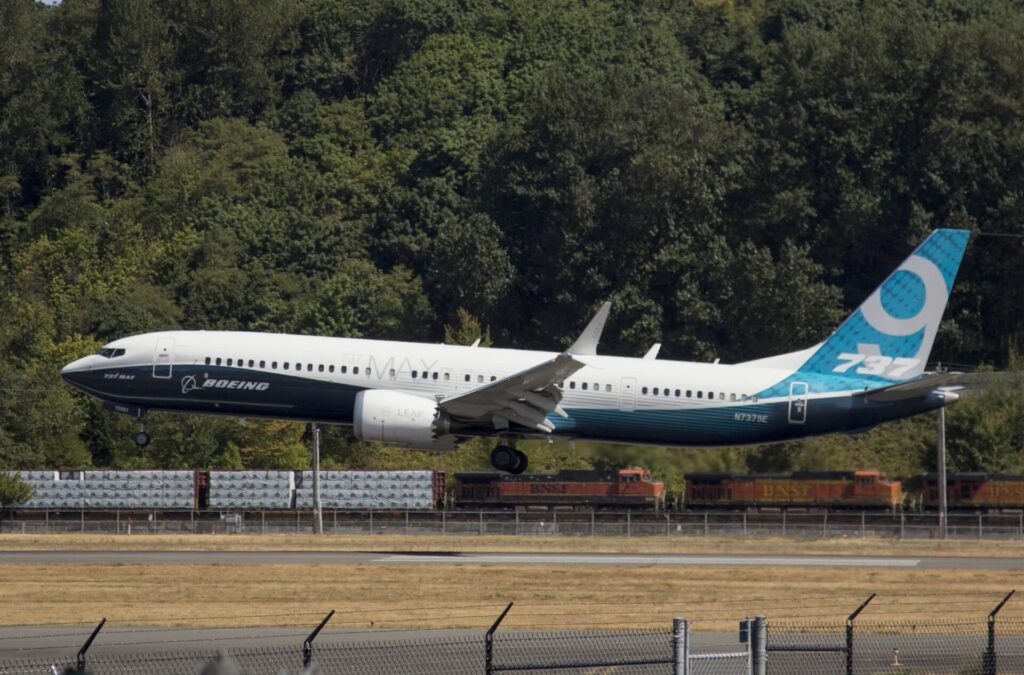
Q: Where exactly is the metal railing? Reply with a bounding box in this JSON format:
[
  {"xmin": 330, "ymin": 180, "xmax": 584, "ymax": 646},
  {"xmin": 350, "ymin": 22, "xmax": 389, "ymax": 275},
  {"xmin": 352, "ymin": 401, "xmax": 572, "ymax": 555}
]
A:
[{"xmin": 4, "ymin": 508, "xmax": 1024, "ymax": 540}]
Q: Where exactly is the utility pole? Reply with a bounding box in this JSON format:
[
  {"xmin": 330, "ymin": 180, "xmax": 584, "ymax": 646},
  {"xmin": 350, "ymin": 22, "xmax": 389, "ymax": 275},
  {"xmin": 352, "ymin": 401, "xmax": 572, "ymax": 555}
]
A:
[
  {"xmin": 312, "ymin": 423, "xmax": 323, "ymax": 534},
  {"xmin": 937, "ymin": 406, "xmax": 948, "ymax": 540}
]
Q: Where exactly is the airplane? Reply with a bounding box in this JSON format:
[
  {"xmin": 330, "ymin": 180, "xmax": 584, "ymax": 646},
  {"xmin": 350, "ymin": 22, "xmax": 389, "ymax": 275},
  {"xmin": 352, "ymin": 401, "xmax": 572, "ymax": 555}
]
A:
[{"xmin": 61, "ymin": 229, "xmax": 971, "ymax": 474}]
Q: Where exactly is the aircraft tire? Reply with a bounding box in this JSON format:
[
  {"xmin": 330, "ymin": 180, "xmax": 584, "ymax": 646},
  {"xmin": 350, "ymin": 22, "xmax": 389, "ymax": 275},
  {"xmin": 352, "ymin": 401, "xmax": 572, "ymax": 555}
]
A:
[
  {"xmin": 510, "ymin": 450, "xmax": 528, "ymax": 475},
  {"xmin": 135, "ymin": 432, "xmax": 151, "ymax": 447},
  {"xmin": 490, "ymin": 445, "xmax": 517, "ymax": 472}
]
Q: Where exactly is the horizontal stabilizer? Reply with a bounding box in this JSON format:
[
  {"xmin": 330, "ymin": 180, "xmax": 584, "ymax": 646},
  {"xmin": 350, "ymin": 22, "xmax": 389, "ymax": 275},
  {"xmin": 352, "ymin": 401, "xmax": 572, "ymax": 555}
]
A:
[{"xmin": 862, "ymin": 373, "xmax": 965, "ymax": 402}]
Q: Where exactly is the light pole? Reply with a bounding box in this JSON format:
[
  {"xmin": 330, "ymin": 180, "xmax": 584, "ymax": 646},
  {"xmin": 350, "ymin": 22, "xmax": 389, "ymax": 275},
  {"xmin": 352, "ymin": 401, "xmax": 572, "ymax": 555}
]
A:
[
  {"xmin": 311, "ymin": 423, "xmax": 323, "ymax": 534},
  {"xmin": 937, "ymin": 406, "xmax": 948, "ymax": 539}
]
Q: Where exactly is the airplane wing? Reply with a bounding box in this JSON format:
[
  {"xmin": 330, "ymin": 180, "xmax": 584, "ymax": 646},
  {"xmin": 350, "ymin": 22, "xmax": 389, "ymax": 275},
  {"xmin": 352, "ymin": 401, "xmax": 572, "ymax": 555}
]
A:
[
  {"xmin": 439, "ymin": 352, "xmax": 585, "ymax": 432},
  {"xmin": 438, "ymin": 301, "xmax": 611, "ymax": 433},
  {"xmin": 862, "ymin": 373, "xmax": 966, "ymax": 402}
]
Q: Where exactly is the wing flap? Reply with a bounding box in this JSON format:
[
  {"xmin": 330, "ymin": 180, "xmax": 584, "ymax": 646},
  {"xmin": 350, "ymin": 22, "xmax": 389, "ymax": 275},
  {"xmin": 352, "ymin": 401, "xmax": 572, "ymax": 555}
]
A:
[{"xmin": 440, "ymin": 353, "xmax": 585, "ymax": 430}]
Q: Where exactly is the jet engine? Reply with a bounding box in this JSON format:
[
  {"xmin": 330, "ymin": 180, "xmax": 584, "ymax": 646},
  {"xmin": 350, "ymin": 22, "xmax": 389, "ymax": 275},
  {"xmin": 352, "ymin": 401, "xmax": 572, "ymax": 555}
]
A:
[{"xmin": 353, "ymin": 390, "xmax": 457, "ymax": 450}]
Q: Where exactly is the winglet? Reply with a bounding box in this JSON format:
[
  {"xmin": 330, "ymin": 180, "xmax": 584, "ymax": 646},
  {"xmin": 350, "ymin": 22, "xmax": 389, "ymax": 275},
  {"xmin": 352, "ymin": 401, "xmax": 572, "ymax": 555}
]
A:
[
  {"xmin": 567, "ymin": 301, "xmax": 611, "ymax": 355},
  {"xmin": 643, "ymin": 343, "xmax": 661, "ymax": 360}
]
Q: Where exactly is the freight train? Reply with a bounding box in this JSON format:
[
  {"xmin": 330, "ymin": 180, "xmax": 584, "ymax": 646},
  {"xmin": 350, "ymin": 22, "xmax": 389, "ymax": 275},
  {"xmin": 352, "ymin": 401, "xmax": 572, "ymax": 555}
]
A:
[{"xmin": 10, "ymin": 469, "xmax": 1024, "ymax": 512}]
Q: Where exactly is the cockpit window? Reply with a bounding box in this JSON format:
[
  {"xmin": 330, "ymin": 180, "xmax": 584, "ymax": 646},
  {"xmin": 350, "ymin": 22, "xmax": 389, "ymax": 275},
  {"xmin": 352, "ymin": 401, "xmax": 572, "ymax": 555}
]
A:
[{"xmin": 98, "ymin": 348, "xmax": 125, "ymax": 358}]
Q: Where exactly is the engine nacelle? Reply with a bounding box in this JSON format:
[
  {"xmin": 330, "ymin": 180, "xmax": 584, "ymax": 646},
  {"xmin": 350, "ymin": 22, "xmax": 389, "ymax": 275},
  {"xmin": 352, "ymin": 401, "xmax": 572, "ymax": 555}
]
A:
[{"xmin": 353, "ymin": 390, "xmax": 456, "ymax": 450}]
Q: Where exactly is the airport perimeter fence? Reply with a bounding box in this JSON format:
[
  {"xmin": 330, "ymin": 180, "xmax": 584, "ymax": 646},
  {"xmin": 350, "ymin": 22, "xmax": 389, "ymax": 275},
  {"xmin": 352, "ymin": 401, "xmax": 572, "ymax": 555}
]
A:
[
  {"xmin": 4, "ymin": 508, "xmax": 1024, "ymax": 540},
  {"xmin": 5, "ymin": 612, "xmax": 1024, "ymax": 675}
]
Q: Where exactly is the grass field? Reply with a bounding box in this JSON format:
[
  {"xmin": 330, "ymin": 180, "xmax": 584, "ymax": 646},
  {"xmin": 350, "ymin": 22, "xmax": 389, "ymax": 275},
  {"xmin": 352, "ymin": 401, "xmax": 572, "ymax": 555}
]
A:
[
  {"xmin": 3, "ymin": 532, "xmax": 1024, "ymax": 557},
  {"xmin": 1, "ymin": 533, "xmax": 1022, "ymax": 631}
]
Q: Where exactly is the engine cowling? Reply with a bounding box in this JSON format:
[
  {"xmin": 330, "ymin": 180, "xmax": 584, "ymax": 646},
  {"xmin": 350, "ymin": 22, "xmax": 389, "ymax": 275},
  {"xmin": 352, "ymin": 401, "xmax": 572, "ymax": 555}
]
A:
[{"xmin": 353, "ymin": 390, "xmax": 456, "ymax": 450}]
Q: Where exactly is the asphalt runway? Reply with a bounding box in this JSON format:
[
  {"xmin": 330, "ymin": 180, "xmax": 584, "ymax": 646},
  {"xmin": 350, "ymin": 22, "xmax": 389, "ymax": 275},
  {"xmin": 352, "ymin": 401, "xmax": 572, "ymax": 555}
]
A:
[{"xmin": 1, "ymin": 549, "xmax": 1023, "ymax": 569}]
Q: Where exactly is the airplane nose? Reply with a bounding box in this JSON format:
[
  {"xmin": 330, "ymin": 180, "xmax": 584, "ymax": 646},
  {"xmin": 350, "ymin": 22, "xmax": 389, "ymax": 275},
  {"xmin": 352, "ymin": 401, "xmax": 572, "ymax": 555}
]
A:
[{"xmin": 61, "ymin": 357, "xmax": 91, "ymax": 383}]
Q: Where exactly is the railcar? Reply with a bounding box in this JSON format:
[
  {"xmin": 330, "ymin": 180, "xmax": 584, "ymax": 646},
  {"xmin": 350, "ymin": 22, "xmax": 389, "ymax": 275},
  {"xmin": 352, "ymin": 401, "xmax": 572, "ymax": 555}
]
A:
[
  {"xmin": 922, "ymin": 473, "xmax": 1024, "ymax": 511},
  {"xmin": 684, "ymin": 470, "xmax": 902, "ymax": 510},
  {"xmin": 453, "ymin": 467, "xmax": 666, "ymax": 511}
]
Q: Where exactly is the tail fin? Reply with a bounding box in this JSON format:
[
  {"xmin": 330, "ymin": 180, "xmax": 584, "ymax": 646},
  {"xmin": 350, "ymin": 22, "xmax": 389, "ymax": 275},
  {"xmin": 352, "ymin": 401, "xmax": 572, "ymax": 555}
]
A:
[{"xmin": 794, "ymin": 228, "xmax": 970, "ymax": 384}]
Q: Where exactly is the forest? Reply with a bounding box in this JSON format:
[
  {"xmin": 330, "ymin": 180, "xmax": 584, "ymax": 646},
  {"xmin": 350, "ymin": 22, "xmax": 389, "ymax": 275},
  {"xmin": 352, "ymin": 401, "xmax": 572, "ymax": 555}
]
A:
[{"xmin": 2, "ymin": 0, "xmax": 1023, "ymax": 489}]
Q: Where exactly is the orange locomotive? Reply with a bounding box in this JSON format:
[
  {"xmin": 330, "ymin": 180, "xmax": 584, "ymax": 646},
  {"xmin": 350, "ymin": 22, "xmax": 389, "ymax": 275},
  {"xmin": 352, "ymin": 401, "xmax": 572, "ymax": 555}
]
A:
[
  {"xmin": 922, "ymin": 473, "xmax": 1024, "ymax": 510},
  {"xmin": 685, "ymin": 470, "xmax": 902, "ymax": 510},
  {"xmin": 454, "ymin": 467, "xmax": 666, "ymax": 511}
]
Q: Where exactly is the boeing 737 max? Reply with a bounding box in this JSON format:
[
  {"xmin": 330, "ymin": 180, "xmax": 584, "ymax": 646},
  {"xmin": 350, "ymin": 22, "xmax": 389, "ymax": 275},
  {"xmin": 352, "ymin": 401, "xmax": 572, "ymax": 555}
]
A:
[{"xmin": 61, "ymin": 229, "xmax": 970, "ymax": 473}]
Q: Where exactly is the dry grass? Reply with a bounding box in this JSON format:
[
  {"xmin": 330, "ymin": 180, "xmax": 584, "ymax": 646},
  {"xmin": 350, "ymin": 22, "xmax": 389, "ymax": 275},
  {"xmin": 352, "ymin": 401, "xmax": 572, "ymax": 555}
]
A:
[
  {"xmin": 1, "ymin": 532, "xmax": 1023, "ymax": 558},
  {"xmin": 2, "ymin": 533, "xmax": 1021, "ymax": 632},
  {"xmin": 0, "ymin": 561, "xmax": 1020, "ymax": 632}
]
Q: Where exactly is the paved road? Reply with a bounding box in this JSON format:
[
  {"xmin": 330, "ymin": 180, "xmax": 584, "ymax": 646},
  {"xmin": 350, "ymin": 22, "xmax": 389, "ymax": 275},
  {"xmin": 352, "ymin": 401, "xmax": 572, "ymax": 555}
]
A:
[{"xmin": 1, "ymin": 550, "xmax": 1023, "ymax": 569}]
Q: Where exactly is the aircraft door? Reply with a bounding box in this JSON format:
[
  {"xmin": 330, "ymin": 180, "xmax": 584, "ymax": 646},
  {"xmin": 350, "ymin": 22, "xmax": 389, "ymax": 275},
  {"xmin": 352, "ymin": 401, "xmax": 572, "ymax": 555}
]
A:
[
  {"xmin": 788, "ymin": 381, "xmax": 808, "ymax": 424},
  {"xmin": 153, "ymin": 337, "xmax": 175, "ymax": 379},
  {"xmin": 619, "ymin": 377, "xmax": 637, "ymax": 411}
]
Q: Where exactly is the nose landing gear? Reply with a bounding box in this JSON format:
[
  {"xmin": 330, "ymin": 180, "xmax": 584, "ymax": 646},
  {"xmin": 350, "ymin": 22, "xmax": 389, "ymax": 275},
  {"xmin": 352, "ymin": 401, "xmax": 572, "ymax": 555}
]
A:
[{"xmin": 490, "ymin": 444, "xmax": 528, "ymax": 474}]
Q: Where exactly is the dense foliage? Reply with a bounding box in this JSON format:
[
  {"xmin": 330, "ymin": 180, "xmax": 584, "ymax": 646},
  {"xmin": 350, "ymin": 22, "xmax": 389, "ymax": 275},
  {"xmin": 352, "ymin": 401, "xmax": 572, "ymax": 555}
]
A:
[{"xmin": 2, "ymin": 0, "xmax": 1023, "ymax": 482}]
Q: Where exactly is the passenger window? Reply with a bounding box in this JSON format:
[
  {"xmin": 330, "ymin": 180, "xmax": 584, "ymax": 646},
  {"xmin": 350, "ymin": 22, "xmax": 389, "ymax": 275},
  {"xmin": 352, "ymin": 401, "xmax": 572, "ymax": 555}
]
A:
[
  {"xmin": 272, "ymin": 361, "xmax": 278, "ymax": 369},
  {"xmin": 366, "ymin": 367, "xmax": 371, "ymax": 376},
  {"xmin": 697, "ymin": 391, "xmax": 703, "ymax": 399},
  {"xmin": 642, "ymin": 387, "xmax": 648, "ymax": 395},
  {"xmin": 675, "ymin": 389, "xmax": 681, "ymax": 397},
  {"xmin": 730, "ymin": 393, "xmax": 736, "ymax": 402},
  {"xmin": 593, "ymin": 383, "xmax": 598, "ymax": 391},
  {"xmin": 227, "ymin": 358, "xmax": 233, "ymax": 366},
  {"xmin": 390, "ymin": 368, "xmax": 396, "ymax": 377},
  {"xmin": 741, "ymin": 394, "xmax": 748, "ymax": 401},
  {"xmin": 329, "ymin": 365, "xmax": 334, "ymax": 373},
  {"xmin": 686, "ymin": 390, "xmax": 692, "ymax": 398},
  {"xmin": 752, "ymin": 395, "xmax": 759, "ymax": 403},
  {"xmin": 582, "ymin": 383, "xmax": 588, "ymax": 391},
  {"xmin": 284, "ymin": 363, "xmax": 290, "ymax": 370},
  {"xmin": 570, "ymin": 382, "xmax": 576, "ymax": 389},
  {"xmin": 490, "ymin": 376, "xmax": 496, "ymax": 381},
  {"xmin": 341, "ymin": 366, "xmax": 348, "ymax": 374},
  {"xmin": 464, "ymin": 374, "xmax": 470, "ymax": 382},
  {"xmin": 205, "ymin": 357, "xmax": 211, "ymax": 365},
  {"xmin": 411, "ymin": 370, "xmax": 418, "ymax": 378},
  {"xmin": 215, "ymin": 358, "xmax": 222, "ymax": 365},
  {"xmin": 444, "ymin": 373, "xmax": 450, "ymax": 381},
  {"xmin": 653, "ymin": 387, "xmax": 659, "ymax": 395},
  {"xmin": 477, "ymin": 375, "xmax": 484, "ymax": 383},
  {"xmin": 354, "ymin": 367, "xmax": 359, "ymax": 374},
  {"xmin": 719, "ymin": 393, "xmax": 725, "ymax": 401},
  {"xmin": 606, "ymin": 384, "xmax": 612, "ymax": 393},
  {"xmin": 664, "ymin": 389, "xmax": 670, "ymax": 397},
  {"xmin": 432, "ymin": 372, "xmax": 438, "ymax": 380},
  {"xmin": 319, "ymin": 365, "xmax": 325, "ymax": 372},
  {"xmin": 307, "ymin": 364, "xmax": 313, "ymax": 372},
  {"xmin": 708, "ymin": 391, "xmax": 714, "ymax": 399}
]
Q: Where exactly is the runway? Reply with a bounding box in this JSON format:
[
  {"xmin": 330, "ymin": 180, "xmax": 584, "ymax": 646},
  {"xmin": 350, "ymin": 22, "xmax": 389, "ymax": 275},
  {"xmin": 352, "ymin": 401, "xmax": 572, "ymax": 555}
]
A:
[{"xmin": 1, "ymin": 549, "xmax": 1022, "ymax": 569}]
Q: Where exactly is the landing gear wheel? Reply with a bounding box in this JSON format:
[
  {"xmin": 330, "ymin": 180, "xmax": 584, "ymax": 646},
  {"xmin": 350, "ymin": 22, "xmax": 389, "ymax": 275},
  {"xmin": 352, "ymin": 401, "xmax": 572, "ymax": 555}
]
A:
[
  {"xmin": 510, "ymin": 450, "xmax": 528, "ymax": 475},
  {"xmin": 134, "ymin": 432, "xmax": 151, "ymax": 447},
  {"xmin": 490, "ymin": 445, "xmax": 517, "ymax": 472}
]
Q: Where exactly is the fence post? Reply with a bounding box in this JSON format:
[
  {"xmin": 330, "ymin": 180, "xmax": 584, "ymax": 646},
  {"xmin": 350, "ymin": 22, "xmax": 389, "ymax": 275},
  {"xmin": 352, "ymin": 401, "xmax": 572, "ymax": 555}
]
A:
[
  {"xmin": 303, "ymin": 610, "xmax": 335, "ymax": 668},
  {"xmin": 627, "ymin": 510, "xmax": 632, "ymax": 537},
  {"xmin": 845, "ymin": 594, "xmax": 875, "ymax": 675},
  {"xmin": 704, "ymin": 511, "xmax": 708, "ymax": 537},
  {"xmin": 553, "ymin": 509, "xmax": 557, "ymax": 536},
  {"xmin": 752, "ymin": 614, "xmax": 767, "ymax": 675},
  {"xmin": 76, "ymin": 618, "xmax": 106, "ymax": 672},
  {"xmin": 666, "ymin": 512, "xmax": 670, "ymax": 537},
  {"xmin": 672, "ymin": 617, "xmax": 688, "ymax": 675},
  {"xmin": 823, "ymin": 511, "xmax": 828, "ymax": 537},
  {"xmin": 406, "ymin": 510, "xmax": 410, "ymax": 535},
  {"xmin": 979, "ymin": 513, "xmax": 983, "ymax": 540},
  {"xmin": 369, "ymin": 509, "xmax": 374, "ymax": 535},
  {"xmin": 480, "ymin": 510, "xmax": 484, "ymax": 536},
  {"xmin": 485, "ymin": 602, "xmax": 514, "ymax": 675},
  {"xmin": 861, "ymin": 510, "xmax": 865, "ymax": 538},
  {"xmin": 590, "ymin": 510, "xmax": 594, "ymax": 537},
  {"xmin": 443, "ymin": 509, "xmax": 447, "ymax": 535},
  {"xmin": 900, "ymin": 511, "xmax": 905, "ymax": 539},
  {"xmin": 743, "ymin": 511, "xmax": 747, "ymax": 537},
  {"xmin": 985, "ymin": 590, "xmax": 1015, "ymax": 675}
]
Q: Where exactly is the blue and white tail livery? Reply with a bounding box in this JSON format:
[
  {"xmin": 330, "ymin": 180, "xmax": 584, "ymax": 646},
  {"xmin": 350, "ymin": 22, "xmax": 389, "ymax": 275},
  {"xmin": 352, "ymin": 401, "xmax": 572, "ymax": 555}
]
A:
[{"xmin": 62, "ymin": 229, "xmax": 972, "ymax": 471}]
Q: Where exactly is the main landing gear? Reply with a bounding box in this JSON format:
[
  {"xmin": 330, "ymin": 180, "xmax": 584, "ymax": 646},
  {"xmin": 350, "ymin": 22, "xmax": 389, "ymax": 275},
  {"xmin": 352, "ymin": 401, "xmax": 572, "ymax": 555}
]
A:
[
  {"xmin": 490, "ymin": 444, "xmax": 528, "ymax": 475},
  {"xmin": 134, "ymin": 411, "xmax": 150, "ymax": 447}
]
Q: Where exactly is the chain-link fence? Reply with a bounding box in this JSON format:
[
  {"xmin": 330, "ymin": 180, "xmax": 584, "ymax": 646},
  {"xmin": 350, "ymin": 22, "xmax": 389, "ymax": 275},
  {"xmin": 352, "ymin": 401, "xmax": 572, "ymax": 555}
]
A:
[
  {"xmin": 767, "ymin": 614, "xmax": 1024, "ymax": 674},
  {"xmin": 5, "ymin": 508, "xmax": 1024, "ymax": 540},
  {"xmin": 3, "ymin": 611, "xmax": 1024, "ymax": 674}
]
